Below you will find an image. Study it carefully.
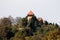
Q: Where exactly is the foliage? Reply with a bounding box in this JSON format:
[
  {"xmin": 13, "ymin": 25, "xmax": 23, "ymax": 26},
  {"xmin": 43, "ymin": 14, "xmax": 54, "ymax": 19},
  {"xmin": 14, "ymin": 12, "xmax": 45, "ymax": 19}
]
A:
[
  {"xmin": 0, "ymin": 16, "xmax": 60, "ymax": 40},
  {"xmin": 44, "ymin": 21, "xmax": 48, "ymax": 25}
]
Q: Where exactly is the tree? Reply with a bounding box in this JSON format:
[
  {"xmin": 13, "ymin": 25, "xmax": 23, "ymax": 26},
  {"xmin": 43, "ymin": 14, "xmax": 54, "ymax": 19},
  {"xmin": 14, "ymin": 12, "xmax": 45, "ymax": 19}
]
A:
[
  {"xmin": 44, "ymin": 21, "xmax": 48, "ymax": 25},
  {"xmin": 17, "ymin": 18, "xmax": 27, "ymax": 28},
  {"xmin": 22, "ymin": 18, "xmax": 27, "ymax": 27},
  {"xmin": 6, "ymin": 30, "xmax": 14, "ymax": 40},
  {"xmin": 0, "ymin": 17, "xmax": 13, "ymax": 40},
  {"xmin": 1, "ymin": 17, "xmax": 12, "ymax": 27},
  {"xmin": 55, "ymin": 23, "xmax": 59, "ymax": 28},
  {"xmin": 28, "ymin": 16, "xmax": 37, "ymax": 32}
]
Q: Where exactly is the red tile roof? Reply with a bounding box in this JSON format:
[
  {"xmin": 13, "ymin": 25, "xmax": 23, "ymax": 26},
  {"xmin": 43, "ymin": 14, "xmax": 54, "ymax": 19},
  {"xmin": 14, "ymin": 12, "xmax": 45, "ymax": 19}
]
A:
[
  {"xmin": 38, "ymin": 18, "xmax": 43, "ymax": 22},
  {"xmin": 27, "ymin": 11, "xmax": 34, "ymax": 16}
]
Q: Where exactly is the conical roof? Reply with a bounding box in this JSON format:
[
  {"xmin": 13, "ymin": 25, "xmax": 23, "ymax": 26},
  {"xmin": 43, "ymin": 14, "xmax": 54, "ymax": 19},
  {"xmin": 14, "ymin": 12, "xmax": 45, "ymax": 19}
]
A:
[
  {"xmin": 27, "ymin": 10, "xmax": 34, "ymax": 16},
  {"xmin": 38, "ymin": 17, "xmax": 43, "ymax": 22}
]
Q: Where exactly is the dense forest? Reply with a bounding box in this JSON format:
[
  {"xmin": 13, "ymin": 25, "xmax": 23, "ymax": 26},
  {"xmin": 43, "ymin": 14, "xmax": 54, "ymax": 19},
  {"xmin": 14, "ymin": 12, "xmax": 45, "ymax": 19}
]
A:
[{"xmin": 0, "ymin": 11, "xmax": 60, "ymax": 40}]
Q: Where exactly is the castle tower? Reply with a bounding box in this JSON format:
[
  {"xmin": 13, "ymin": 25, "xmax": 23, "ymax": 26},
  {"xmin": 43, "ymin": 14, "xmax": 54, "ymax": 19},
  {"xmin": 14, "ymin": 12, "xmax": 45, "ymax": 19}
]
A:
[
  {"xmin": 37, "ymin": 17, "xmax": 43, "ymax": 26},
  {"xmin": 27, "ymin": 10, "xmax": 34, "ymax": 22},
  {"xmin": 37, "ymin": 18, "xmax": 43, "ymax": 22}
]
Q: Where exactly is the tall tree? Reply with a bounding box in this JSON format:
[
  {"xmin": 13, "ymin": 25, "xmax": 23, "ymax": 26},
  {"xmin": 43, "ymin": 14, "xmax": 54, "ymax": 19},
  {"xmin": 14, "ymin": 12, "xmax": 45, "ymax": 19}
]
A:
[
  {"xmin": 28, "ymin": 16, "xmax": 37, "ymax": 32},
  {"xmin": 1, "ymin": 17, "xmax": 12, "ymax": 27}
]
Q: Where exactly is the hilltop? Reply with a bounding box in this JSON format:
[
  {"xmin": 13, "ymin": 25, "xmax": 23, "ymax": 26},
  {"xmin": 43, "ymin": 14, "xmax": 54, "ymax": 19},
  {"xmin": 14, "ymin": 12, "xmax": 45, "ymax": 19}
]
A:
[{"xmin": 0, "ymin": 11, "xmax": 60, "ymax": 40}]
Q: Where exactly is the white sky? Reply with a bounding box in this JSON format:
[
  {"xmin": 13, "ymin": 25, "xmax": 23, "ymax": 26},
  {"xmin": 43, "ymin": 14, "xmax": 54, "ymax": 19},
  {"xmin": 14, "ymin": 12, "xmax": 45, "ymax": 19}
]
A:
[{"xmin": 0, "ymin": 0, "xmax": 60, "ymax": 25}]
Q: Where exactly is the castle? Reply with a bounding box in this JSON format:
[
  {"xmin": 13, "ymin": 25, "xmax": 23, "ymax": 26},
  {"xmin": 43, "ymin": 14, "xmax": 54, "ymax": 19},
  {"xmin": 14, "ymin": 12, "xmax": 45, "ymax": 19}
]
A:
[
  {"xmin": 18, "ymin": 10, "xmax": 43, "ymax": 31},
  {"xmin": 26, "ymin": 10, "xmax": 43, "ymax": 23}
]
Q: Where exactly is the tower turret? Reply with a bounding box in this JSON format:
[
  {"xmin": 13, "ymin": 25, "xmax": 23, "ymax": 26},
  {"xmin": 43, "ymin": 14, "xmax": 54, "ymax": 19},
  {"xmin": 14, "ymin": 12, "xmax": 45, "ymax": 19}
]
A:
[{"xmin": 27, "ymin": 11, "xmax": 34, "ymax": 21}]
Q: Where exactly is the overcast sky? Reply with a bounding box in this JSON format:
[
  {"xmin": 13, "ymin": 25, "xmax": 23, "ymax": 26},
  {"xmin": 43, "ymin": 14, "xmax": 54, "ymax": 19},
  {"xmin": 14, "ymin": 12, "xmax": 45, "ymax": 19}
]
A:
[{"xmin": 0, "ymin": 0, "xmax": 60, "ymax": 25}]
